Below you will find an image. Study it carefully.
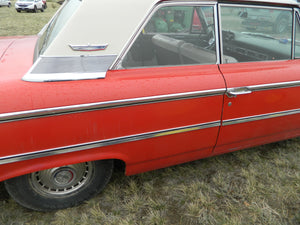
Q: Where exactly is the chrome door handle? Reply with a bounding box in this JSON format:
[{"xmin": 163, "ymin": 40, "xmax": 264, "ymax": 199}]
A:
[{"xmin": 226, "ymin": 87, "xmax": 252, "ymax": 98}]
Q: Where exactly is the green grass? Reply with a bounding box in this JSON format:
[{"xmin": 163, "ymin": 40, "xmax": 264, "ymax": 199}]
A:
[
  {"xmin": 0, "ymin": 3, "xmax": 299, "ymax": 224},
  {"xmin": 0, "ymin": 0, "xmax": 59, "ymax": 36}
]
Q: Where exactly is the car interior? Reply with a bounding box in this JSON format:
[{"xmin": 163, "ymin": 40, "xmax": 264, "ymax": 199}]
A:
[{"xmin": 120, "ymin": 5, "xmax": 294, "ymax": 69}]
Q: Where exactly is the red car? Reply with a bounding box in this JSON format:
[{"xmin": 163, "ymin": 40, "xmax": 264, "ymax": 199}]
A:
[{"xmin": 0, "ymin": 0, "xmax": 299, "ymax": 211}]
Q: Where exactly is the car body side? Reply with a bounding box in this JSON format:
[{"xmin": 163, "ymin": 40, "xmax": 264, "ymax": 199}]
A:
[{"xmin": 0, "ymin": 0, "xmax": 299, "ymax": 183}]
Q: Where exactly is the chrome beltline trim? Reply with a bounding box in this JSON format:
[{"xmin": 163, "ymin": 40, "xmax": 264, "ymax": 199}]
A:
[
  {"xmin": 0, "ymin": 121, "xmax": 220, "ymax": 165},
  {"xmin": 223, "ymin": 108, "xmax": 300, "ymax": 126},
  {"xmin": 247, "ymin": 80, "xmax": 300, "ymax": 92},
  {"xmin": 0, "ymin": 89, "xmax": 225, "ymax": 123}
]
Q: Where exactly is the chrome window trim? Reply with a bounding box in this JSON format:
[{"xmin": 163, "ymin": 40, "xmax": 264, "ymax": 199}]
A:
[
  {"xmin": 218, "ymin": 3, "xmax": 293, "ymax": 12},
  {"xmin": 294, "ymin": 9, "xmax": 300, "ymax": 59},
  {"xmin": 223, "ymin": 108, "xmax": 300, "ymax": 126},
  {"xmin": 0, "ymin": 88, "xmax": 225, "ymax": 124},
  {"xmin": 0, "ymin": 121, "xmax": 221, "ymax": 165},
  {"xmin": 217, "ymin": 3, "xmax": 223, "ymax": 64},
  {"xmin": 292, "ymin": 9, "xmax": 296, "ymax": 59},
  {"xmin": 214, "ymin": 3, "xmax": 221, "ymax": 64},
  {"xmin": 219, "ymin": 3, "xmax": 294, "ymax": 62},
  {"xmin": 112, "ymin": 1, "xmax": 219, "ymax": 70}
]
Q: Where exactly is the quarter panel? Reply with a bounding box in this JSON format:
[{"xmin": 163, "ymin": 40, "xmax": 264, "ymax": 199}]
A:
[{"xmin": 0, "ymin": 65, "xmax": 225, "ymax": 180}]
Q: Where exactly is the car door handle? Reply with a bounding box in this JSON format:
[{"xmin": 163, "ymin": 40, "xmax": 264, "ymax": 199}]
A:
[{"xmin": 226, "ymin": 87, "xmax": 252, "ymax": 98}]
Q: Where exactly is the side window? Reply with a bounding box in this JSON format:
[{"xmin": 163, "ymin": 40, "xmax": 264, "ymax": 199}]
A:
[
  {"xmin": 220, "ymin": 6, "xmax": 293, "ymax": 63},
  {"xmin": 120, "ymin": 5, "xmax": 218, "ymax": 69}
]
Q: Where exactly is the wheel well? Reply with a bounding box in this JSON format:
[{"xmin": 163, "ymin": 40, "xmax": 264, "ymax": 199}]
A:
[{"xmin": 113, "ymin": 159, "xmax": 126, "ymax": 173}]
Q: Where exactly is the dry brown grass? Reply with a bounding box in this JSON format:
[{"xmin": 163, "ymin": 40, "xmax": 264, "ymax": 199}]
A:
[
  {"xmin": 0, "ymin": 138, "xmax": 299, "ymax": 224},
  {"xmin": 0, "ymin": 2, "xmax": 299, "ymax": 224}
]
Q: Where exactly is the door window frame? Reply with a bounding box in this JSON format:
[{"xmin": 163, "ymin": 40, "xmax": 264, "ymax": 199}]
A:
[
  {"xmin": 112, "ymin": 1, "xmax": 299, "ymax": 70},
  {"xmin": 112, "ymin": 1, "xmax": 219, "ymax": 69},
  {"xmin": 218, "ymin": 3, "xmax": 294, "ymax": 63}
]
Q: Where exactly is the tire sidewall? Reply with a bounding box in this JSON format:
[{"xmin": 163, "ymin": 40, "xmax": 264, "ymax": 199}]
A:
[{"xmin": 4, "ymin": 160, "xmax": 113, "ymax": 211}]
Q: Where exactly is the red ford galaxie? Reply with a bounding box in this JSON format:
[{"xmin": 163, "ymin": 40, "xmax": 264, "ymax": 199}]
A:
[{"xmin": 0, "ymin": 0, "xmax": 299, "ymax": 211}]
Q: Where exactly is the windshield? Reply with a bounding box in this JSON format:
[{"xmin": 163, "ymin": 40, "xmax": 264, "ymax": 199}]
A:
[{"xmin": 38, "ymin": 0, "xmax": 81, "ymax": 55}]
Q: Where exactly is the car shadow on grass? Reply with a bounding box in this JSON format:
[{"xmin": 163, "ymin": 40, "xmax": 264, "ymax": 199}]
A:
[{"xmin": 0, "ymin": 182, "xmax": 9, "ymax": 201}]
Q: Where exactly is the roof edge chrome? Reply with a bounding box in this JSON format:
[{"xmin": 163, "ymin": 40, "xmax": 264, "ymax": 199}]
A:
[{"xmin": 23, "ymin": 55, "xmax": 117, "ymax": 82}]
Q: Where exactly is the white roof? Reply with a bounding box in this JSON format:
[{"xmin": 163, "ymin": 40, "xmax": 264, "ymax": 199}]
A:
[
  {"xmin": 43, "ymin": 0, "xmax": 299, "ymax": 57},
  {"xmin": 44, "ymin": 0, "xmax": 161, "ymax": 56}
]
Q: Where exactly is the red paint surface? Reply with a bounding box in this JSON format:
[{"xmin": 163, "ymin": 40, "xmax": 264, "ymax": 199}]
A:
[
  {"xmin": 0, "ymin": 36, "xmax": 225, "ymax": 181},
  {"xmin": 0, "ymin": 37, "xmax": 299, "ymax": 182},
  {"xmin": 216, "ymin": 61, "xmax": 300, "ymax": 152}
]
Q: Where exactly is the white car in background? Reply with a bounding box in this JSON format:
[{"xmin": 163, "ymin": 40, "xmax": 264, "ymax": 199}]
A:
[
  {"xmin": 0, "ymin": 0, "xmax": 11, "ymax": 7},
  {"xmin": 15, "ymin": 0, "xmax": 45, "ymax": 12}
]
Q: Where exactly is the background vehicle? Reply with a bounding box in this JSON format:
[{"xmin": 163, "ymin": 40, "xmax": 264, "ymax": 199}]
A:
[
  {"xmin": 240, "ymin": 7, "xmax": 292, "ymax": 33},
  {"xmin": 0, "ymin": 0, "xmax": 11, "ymax": 7},
  {"xmin": 15, "ymin": 0, "xmax": 45, "ymax": 12},
  {"xmin": 42, "ymin": 0, "xmax": 46, "ymax": 9}
]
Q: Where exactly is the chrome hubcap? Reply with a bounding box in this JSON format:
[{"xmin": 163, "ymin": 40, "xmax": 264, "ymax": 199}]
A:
[{"xmin": 30, "ymin": 162, "xmax": 93, "ymax": 196}]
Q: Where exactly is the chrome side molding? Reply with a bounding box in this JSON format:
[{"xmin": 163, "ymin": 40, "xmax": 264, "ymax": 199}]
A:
[
  {"xmin": 0, "ymin": 88, "xmax": 225, "ymax": 124},
  {"xmin": 0, "ymin": 121, "xmax": 220, "ymax": 165},
  {"xmin": 223, "ymin": 108, "xmax": 300, "ymax": 126}
]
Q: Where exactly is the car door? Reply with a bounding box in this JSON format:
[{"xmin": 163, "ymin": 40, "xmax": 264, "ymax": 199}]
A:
[
  {"xmin": 112, "ymin": 3, "xmax": 225, "ymax": 167},
  {"xmin": 214, "ymin": 4, "xmax": 300, "ymax": 154}
]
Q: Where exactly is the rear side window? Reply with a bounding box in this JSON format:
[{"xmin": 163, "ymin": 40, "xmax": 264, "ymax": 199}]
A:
[
  {"xmin": 220, "ymin": 5, "xmax": 293, "ymax": 63},
  {"xmin": 120, "ymin": 5, "xmax": 220, "ymax": 69}
]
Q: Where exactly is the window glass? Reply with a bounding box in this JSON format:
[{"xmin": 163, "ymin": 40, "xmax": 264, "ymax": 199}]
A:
[
  {"xmin": 120, "ymin": 5, "xmax": 219, "ymax": 69},
  {"xmin": 220, "ymin": 6, "xmax": 293, "ymax": 63}
]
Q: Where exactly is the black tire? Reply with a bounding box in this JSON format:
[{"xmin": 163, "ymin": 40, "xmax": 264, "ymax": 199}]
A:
[
  {"xmin": 17, "ymin": 10, "xmax": 21, "ymax": 12},
  {"xmin": 40, "ymin": 8, "xmax": 44, "ymax": 12},
  {"xmin": 4, "ymin": 160, "xmax": 113, "ymax": 211}
]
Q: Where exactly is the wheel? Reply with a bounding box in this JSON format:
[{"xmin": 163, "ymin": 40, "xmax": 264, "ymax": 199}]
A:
[
  {"xmin": 40, "ymin": 7, "xmax": 44, "ymax": 12},
  {"xmin": 17, "ymin": 10, "xmax": 21, "ymax": 12},
  {"xmin": 4, "ymin": 160, "xmax": 113, "ymax": 211}
]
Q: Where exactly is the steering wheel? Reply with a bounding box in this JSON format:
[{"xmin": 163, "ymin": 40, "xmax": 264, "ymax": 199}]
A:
[{"xmin": 205, "ymin": 24, "xmax": 216, "ymax": 50}]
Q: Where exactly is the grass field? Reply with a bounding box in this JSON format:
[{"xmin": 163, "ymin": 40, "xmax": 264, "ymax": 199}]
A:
[
  {"xmin": 0, "ymin": 0, "xmax": 59, "ymax": 36},
  {"xmin": 0, "ymin": 2, "xmax": 299, "ymax": 225}
]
